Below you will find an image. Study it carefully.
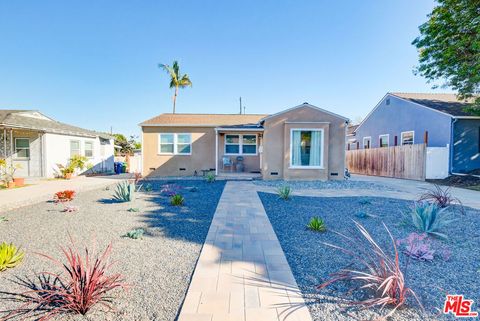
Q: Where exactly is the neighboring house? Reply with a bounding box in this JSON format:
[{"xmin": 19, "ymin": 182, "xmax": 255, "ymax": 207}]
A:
[
  {"xmin": 0, "ymin": 110, "xmax": 114, "ymax": 178},
  {"xmin": 350, "ymin": 93, "xmax": 480, "ymax": 173},
  {"xmin": 140, "ymin": 103, "xmax": 349, "ymax": 180}
]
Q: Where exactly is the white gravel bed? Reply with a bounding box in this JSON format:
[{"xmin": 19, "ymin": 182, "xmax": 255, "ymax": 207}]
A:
[
  {"xmin": 0, "ymin": 180, "xmax": 225, "ymax": 321},
  {"xmin": 254, "ymin": 179, "xmax": 400, "ymax": 191},
  {"xmin": 259, "ymin": 192, "xmax": 480, "ymax": 321}
]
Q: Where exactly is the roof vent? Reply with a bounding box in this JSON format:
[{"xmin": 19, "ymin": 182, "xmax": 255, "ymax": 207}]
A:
[
  {"xmin": 303, "ymin": 102, "xmax": 309, "ymax": 105},
  {"xmin": 386, "ymin": 98, "xmax": 390, "ymax": 105}
]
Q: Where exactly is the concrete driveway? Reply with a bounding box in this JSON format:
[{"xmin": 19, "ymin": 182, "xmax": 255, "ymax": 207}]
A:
[
  {"xmin": 350, "ymin": 174, "xmax": 480, "ymax": 209},
  {"xmin": 0, "ymin": 174, "xmax": 131, "ymax": 213}
]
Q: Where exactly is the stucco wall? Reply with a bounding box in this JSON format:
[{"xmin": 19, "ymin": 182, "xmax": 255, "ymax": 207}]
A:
[
  {"xmin": 44, "ymin": 133, "xmax": 114, "ymax": 178},
  {"xmin": 452, "ymin": 119, "xmax": 480, "ymax": 173},
  {"xmin": 142, "ymin": 126, "xmax": 216, "ymax": 177},
  {"xmin": 354, "ymin": 95, "xmax": 452, "ymax": 149},
  {"xmin": 262, "ymin": 106, "xmax": 346, "ymax": 180}
]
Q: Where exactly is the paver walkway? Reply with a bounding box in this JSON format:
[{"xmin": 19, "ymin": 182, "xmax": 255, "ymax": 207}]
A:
[
  {"xmin": 178, "ymin": 181, "xmax": 312, "ymax": 321},
  {"xmin": 0, "ymin": 174, "xmax": 130, "ymax": 212}
]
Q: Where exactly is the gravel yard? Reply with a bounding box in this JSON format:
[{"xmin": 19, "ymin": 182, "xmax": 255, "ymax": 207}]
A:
[
  {"xmin": 259, "ymin": 192, "xmax": 480, "ymax": 321},
  {"xmin": 254, "ymin": 179, "xmax": 399, "ymax": 191},
  {"xmin": 0, "ymin": 179, "xmax": 225, "ymax": 321}
]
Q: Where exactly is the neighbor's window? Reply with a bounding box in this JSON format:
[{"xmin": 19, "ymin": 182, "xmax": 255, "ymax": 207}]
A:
[
  {"xmin": 290, "ymin": 129, "xmax": 323, "ymax": 167},
  {"xmin": 379, "ymin": 135, "xmax": 389, "ymax": 148},
  {"xmin": 84, "ymin": 141, "xmax": 94, "ymax": 158},
  {"xmin": 70, "ymin": 140, "xmax": 81, "ymax": 157},
  {"xmin": 363, "ymin": 137, "xmax": 371, "ymax": 149},
  {"xmin": 242, "ymin": 135, "xmax": 257, "ymax": 154},
  {"xmin": 159, "ymin": 133, "xmax": 191, "ymax": 155},
  {"xmin": 401, "ymin": 131, "xmax": 414, "ymax": 145},
  {"xmin": 225, "ymin": 135, "xmax": 240, "ymax": 154},
  {"xmin": 15, "ymin": 138, "xmax": 30, "ymax": 158}
]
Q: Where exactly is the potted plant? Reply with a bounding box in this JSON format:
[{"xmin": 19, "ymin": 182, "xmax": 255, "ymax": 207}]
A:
[
  {"xmin": 61, "ymin": 165, "xmax": 74, "ymax": 179},
  {"xmin": 1, "ymin": 162, "xmax": 21, "ymax": 188}
]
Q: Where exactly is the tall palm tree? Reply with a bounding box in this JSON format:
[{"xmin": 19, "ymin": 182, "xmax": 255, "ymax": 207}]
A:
[{"xmin": 158, "ymin": 61, "xmax": 192, "ymax": 113}]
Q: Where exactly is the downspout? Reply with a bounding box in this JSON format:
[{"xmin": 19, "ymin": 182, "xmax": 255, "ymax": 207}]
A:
[
  {"xmin": 449, "ymin": 117, "xmax": 458, "ymax": 175},
  {"xmin": 215, "ymin": 129, "xmax": 219, "ymax": 175}
]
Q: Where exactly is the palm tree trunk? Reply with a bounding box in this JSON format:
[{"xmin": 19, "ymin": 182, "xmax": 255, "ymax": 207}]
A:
[{"xmin": 173, "ymin": 87, "xmax": 178, "ymax": 114}]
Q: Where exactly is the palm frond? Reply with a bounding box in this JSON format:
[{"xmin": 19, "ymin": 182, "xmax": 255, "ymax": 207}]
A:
[
  {"xmin": 178, "ymin": 74, "xmax": 192, "ymax": 88},
  {"xmin": 158, "ymin": 63, "xmax": 178, "ymax": 87}
]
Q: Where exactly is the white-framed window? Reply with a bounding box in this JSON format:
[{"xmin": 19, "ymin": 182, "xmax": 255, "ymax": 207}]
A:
[
  {"xmin": 158, "ymin": 133, "xmax": 192, "ymax": 155},
  {"xmin": 84, "ymin": 141, "xmax": 94, "ymax": 158},
  {"xmin": 290, "ymin": 128, "xmax": 324, "ymax": 168},
  {"xmin": 379, "ymin": 134, "xmax": 389, "ymax": 148},
  {"xmin": 15, "ymin": 138, "xmax": 30, "ymax": 158},
  {"xmin": 224, "ymin": 134, "xmax": 258, "ymax": 155},
  {"xmin": 401, "ymin": 131, "xmax": 414, "ymax": 145},
  {"xmin": 70, "ymin": 140, "xmax": 81, "ymax": 157},
  {"xmin": 363, "ymin": 137, "xmax": 371, "ymax": 149}
]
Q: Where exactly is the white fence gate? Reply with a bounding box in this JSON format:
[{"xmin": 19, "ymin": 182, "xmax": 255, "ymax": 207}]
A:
[{"xmin": 425, "ymin": 146, "xmax": 449, "ymax": 179}]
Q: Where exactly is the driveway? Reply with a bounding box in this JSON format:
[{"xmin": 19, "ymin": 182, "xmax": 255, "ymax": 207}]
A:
[{"xmin": 0, "ymin": 174, "xmax": 131, "ymax": 213}]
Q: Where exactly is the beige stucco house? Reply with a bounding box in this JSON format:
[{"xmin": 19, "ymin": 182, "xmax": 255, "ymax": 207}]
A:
[{"xmin": 140, "ymin": 103, "xmax": 349, "ymax": 180}]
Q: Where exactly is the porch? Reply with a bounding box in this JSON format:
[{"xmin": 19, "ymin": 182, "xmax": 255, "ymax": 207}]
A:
[
  {"xmin": 0, "ymin": 127, "xmax": 45, "ymax": 178},
  {"xmin": 214, "ymin": 125, "xmax": 264, "ymax": 177}
]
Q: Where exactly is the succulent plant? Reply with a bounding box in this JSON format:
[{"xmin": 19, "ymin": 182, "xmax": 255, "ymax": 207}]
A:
[
  {"xmin": 0, "ymin": 242, "xmax": 24, "ymax": 272},
  {"xmin": 113, "ymin": 181, "xmax": 135, "ymax": 202},
  {"xmin": 307, "ymin": 216, "xmax": 326, "ymax": 232}
]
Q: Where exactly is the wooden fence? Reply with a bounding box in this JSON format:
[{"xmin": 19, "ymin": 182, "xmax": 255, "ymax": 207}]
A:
[{"xmin": 346, "ymin": 144, "xmax": 426, "ymax": 181}]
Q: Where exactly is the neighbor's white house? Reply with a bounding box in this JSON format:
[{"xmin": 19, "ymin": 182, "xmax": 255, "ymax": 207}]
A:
[{"xmin": 0, "ymin": 110, "xmax": 114, "ymax": 178}]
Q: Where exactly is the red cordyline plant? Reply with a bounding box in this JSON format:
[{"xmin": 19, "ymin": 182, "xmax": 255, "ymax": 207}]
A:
[
  {"xmin": 53, "ymin": 190, "xmax": 76, "ymax": 203},
  {"xmin": 318, "ymin": 221, "xmax": 424, "ymax": 319},
  {"xmin": 7, "ymin": 237, "xmax": 126, "ymax": 320},
  {"xmin": 418, "ymin": 184, "xmax": 464, "ymax": 214}
]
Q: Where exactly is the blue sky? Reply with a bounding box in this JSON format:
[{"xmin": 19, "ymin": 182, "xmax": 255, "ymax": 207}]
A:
[{"xmin": 0, "ymin": 1, "xmax": 441, "ymax": 136}]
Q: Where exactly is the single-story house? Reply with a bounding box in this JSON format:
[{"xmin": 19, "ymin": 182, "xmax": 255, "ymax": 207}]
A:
[
  {"xmin": 349, "ymin": 93, "xmax": 480, "ymax": 173},
  {"xmin": 0, "ymin": 110, "xmax": 114, "ymax": 178},
  {"xmin": 140, "ymin": 103, "xmax": 349, "ymax": 180}
]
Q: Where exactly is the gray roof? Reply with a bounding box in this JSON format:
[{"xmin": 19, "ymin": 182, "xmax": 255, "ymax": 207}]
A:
[
  {"xmin": 0, "ymin": 110, "xmax": 112, "ymax": 139},
  {"xmin": 391, "ymin": 93, "xmax": 477, "ymax": 117}
]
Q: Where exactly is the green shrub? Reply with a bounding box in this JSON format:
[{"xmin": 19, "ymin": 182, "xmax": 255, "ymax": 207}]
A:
[
  {"xmin": 113, "ymin": 181, "xmax": 135, "ymax": 202},
  {"xmin": 205, "ymin": 172, "xmax": 216, "ymax": 183},
  {"xmin": 0, "ymin": 216, "xmax": 8, "ymax": 222},
  {"xmin": 0, "ymin": 242, "xmax": 24, "ymax": 272},
  {"xmin": 277, "ymin": 185, "xmax": 292, "ymax": 200},
  {"xmin": 307, "ymin": 217, "xmax": 326, "ymax": 232},
  {"xmin": 170, "ymin": 194, "xmax": 185, "ymax": 206},
  {"xmin": 144, "ymin": 183, "xmax": 153, "ymax": 192},
  {"xmin": 408, "ymin": 202, "xmax": 454, "ymax": 239},
  {"xmin": 358, "ymin": 198, "xmax": 372, "ymax": 205},
  {"xmin": 123, "ymin": 228, "xmax": 145, "ymax": 239}
]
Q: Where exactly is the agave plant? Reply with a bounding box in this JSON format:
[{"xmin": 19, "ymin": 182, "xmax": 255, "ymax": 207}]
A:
[
  {"xmin": 409, "ymin": 201, "xmax": 454, "ymax": 239},
  {"xmin": 123, "ymin": 228, "xmax": 145, "ymax": 239},
  {"xmin": 318, "ymin": 221, "xmax": 423, "ymax": 318},
  {"xmin": 205, "ymin": 172, "xmax": 216, "ymax": 183},
  {"xmin": 170, "ymin": 194, "xmax": 185, "ymax": 206},
  {"xmin": 0, "ymin": 216, "xmax": 8, "ymax": 222},
  {"xmin": 307, "ymin": 216, "xmax": 326, "ymax": 232},
  {"xmin": 113, "ymin": 180, "xmax": 135, "ymax": 202},
  {"xmin": 277, "ymin": 185, "xmax": 292, "ymax": 200},
  {"xmin": 8, "ymin": 239, "xmax": 126, "ymax": 319},
  {"xmin": 0, "ymin": 242, "xmax": 24, "ymax": 272}
]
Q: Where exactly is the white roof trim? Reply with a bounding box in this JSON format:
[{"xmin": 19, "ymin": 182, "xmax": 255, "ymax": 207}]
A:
[
  {"xmin": 453, "ymin": 116, "xmax": 480, "ymax": 119},
  {"xmin": 260, "ymin": 103, "xmax": 349, "ymax": 122},
  {"xmin": 215, "ymin": 127, "xmax": 264, "ymax": 132}
]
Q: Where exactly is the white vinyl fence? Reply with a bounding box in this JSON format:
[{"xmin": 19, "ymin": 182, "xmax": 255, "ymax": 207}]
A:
[{"xmin": 425, "ymin": 146, "xmax": 449, "ymax": 179}]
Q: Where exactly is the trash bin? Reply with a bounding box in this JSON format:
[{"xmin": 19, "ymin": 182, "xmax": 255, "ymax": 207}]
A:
[
  {"xmin": 236, "ymin": 156, "xmax": 244, "ymax": 172},
  {"xmin": 121, "ymin": 162, "xmax": 127, "ymax": 173}
]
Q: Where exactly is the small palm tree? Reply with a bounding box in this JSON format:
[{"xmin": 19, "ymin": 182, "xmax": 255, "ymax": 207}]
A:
[{"xmin": 158, "ymin": 61, "xmax": 192, "ymax": 113}]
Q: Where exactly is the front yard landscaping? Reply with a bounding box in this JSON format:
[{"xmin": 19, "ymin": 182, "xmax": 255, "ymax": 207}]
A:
[
  {"xmin": 0, "ymin": 179, "xmax": 225, "ymax": 320},
  {"xmin": 259, "ymin": 192, "xmax": 480, "ymax": 320}
]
